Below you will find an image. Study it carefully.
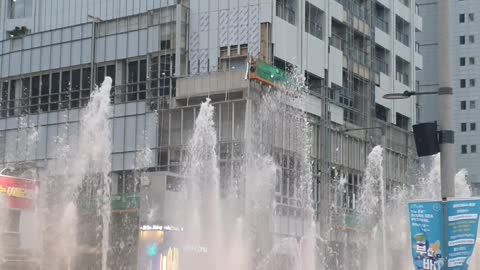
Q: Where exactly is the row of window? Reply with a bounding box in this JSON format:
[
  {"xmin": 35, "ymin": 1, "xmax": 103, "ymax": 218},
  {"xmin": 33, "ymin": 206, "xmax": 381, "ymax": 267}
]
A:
[
  {"xmin": 460, "ymin": 79, "xmax": 476, "ymax": 88},
  {"xmin": 0, "ymin": 55, "xmax": 176, "ymax": 118},
  {"xmin": 459, "ymin": 35, "xmax": 475, "ymax": 45},
  {"xmin": 461, "ymin": 145, "xmax": 477, "ymax": 154},
  {"xmin": 460, "ymin": 100, "xmax": 476, "ymax": 110},
  {"xmin": 459, "ymin": 13, "xmax": 475, "ymax": 23},
  {"xmin": 460, "ymin": 57, "xmax": 475, "ymax": 66},
  {"xmin": 460, "ymin": 122, "xmax": 476, "ymax": 132},
  {"xmin": 276, "ymin": 0, "xmax": 324, "ymax": 40}
]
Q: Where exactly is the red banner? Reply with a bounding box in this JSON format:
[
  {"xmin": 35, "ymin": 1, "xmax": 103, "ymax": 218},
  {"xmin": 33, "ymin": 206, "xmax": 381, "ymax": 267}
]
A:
[{"xmin": 0, "ymin": 175, "xmax": 37, "ymax": 210}]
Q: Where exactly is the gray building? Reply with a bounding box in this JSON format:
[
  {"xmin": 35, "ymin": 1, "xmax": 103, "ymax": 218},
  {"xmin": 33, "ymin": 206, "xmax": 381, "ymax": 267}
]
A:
[
  {"xmin": 417, "ymin": 0, "xmax": 480, "ymax": 194},
  {"xmin": 0, "ymin": 0, "xmax": 421, "ymax": 269}
]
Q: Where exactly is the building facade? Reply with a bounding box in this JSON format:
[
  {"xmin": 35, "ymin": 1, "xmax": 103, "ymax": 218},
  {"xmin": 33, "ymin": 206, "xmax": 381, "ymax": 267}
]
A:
[
  {"xmin": 417, "ymin": 0, "xmax": 480, "ymax": 194},
  {"xmin": 0, "ymin": 0, "xmax": 422, "ymax": 269}
]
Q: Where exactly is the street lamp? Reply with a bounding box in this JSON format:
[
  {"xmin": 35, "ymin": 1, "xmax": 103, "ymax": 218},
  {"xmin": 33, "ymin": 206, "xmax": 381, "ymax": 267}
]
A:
[{"xmin": 382, "ymin": 90, "xmax": 439, "ymax": 100}]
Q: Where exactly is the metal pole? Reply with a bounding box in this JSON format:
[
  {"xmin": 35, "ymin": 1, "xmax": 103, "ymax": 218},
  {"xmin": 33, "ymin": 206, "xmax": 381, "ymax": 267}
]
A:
[
  {"xmin": 380, "ymin": 128, "xmax": 388, "ymax": 269},
  {"xmin": 437, "ymin": 0, "xmax": 455, "ymax": 200}
]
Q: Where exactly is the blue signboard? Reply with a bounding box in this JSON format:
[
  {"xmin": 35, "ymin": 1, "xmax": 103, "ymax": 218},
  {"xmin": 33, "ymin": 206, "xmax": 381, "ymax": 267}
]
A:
[
  {"xmin": 409, "ymin": 201, "xmax": 445, "ymax": 270},
  {"xmin": 409, "ymin": 199, "xmax": 480, "ymax": 270},
  {"xmin": 446, "ymin": 200, "xmax": 480, "ymax": 269}
]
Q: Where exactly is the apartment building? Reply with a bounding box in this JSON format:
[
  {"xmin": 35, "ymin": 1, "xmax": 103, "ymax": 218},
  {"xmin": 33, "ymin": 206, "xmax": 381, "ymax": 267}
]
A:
[{"xmin": 417, "ymin": 0, "xmax": 480, "ymax": 194}]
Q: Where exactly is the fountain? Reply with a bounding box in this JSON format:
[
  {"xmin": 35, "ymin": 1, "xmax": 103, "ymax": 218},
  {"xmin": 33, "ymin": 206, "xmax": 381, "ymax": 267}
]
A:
[{"xmin": 0, "ymin": 70, "xmax": 476, "ymax": 270}]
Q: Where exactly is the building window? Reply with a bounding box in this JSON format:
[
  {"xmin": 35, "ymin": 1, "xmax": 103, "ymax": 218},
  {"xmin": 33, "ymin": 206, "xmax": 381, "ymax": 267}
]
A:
[
  {"xmin": 469, "ymin": 13, "xmax": 475, "ymax": 22},
  {"xmin": 461, "ymin": 123, "xmax": 467, "ymax": 132},
  {"xmin": 472, "ymin": 145, "xmax": 477, "ymax": 153},
  {"xmin": 470, "ymin": 57, "xmax": 475, "ymax": 65},
  {"xmin": 461, "ymin": 79, "xmax": 466, "ymax": 88},
  {"xmin": 460, "ymin": 36, "xmax": 466, "ymax": 44},
  {"xmin": 8, "ymin": 0, "xmax": 32, "ymax": 19},
  {"xmin": 470, "ymin": 35, "xmax": 475, "ymax": 43},
  {"xmin": 471, "ymin": 123, "xmax": 476, "ymax": 131},
  {"xmin": 276, "ymin": 0, "xmax": 296, "ymax": 25},
  {"xmin": 460, "ymin": 13, "xmax": 465, "ymax": 23},
  {"xmin": 305, "ymin": 2, "xmax": 323, "ymax": 39},
  {"xmin": 461, "ymin": 100, "xmax": 467, "ymax": 110},
  {"xmin": 375, "ymin": 103, "xmax": 388, "ymax": 122},
  {"xmin": 396, "ymin": 113, "xmax": 410, "ymax": 130},
  {"xmin": 470, "ymin": 100, "xmax": 476, "ymax": 109},
  {"xmin": 470, "ymin": 79, "xmax": 476, "ymax": 87},
  {"xmin": 460, "ymin": 57, "xmax": 466, "ymax": 66},
  {"xmin": 462, "ymin": 145, "xmax": 468, "ymax": 154}
]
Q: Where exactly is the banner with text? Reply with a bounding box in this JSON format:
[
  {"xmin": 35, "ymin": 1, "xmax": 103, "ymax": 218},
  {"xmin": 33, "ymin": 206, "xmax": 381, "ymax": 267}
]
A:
[
  {"xmin": 409, "ymin": 201, "xmax": 445, "ymax": 270},
  {"xmin": 409, "ymin": 199, "xmax": 480, "ymax": 270}
]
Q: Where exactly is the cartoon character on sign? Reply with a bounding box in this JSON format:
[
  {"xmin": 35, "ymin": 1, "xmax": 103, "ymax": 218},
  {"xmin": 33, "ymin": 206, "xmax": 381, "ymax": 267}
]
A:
[{"xmin": 412, "ymin": 233, "xmax": 444, "ymax": 270}]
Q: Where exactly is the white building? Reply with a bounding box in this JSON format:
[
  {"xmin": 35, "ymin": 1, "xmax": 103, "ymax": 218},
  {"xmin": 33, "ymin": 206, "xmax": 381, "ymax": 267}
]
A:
[{"xmin": 417, "ymin": 0, "xmax": 480, "ymax": 193}]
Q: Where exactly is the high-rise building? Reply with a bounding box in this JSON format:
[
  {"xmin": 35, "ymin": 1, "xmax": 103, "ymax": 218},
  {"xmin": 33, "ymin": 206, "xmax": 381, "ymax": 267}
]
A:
[
  {"xmin": 417, "ymin": 0, "xmax": 480, "ymax": 194},
  {"xmin": 0, "ymin": 0, "xmax": 422, "ymax": 269}
]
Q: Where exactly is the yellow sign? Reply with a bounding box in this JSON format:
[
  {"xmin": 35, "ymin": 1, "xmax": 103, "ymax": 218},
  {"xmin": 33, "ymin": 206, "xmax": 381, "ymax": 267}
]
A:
[{"xmin": 0, "ymin": 185, "xmax": 27, "ymax": 198}]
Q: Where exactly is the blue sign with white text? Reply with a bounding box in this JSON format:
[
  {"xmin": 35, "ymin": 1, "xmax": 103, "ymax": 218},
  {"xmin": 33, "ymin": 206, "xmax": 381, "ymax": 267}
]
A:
[
  {"xmin": 446, "ymin": 200, "xmax": 480, "ymax": 270},
  {"xmin": 409, "ymin": 201, "xmax": 445, "ymax": 270},
  {"xmin": 409, "ymin": 199, "xmax": 480, "ymax": 270}
]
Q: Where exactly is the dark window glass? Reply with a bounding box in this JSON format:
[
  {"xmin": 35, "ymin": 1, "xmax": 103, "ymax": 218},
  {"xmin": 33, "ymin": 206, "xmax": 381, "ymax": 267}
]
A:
[
  {"xmin": 51, "ymin": 73, "xmax": 60, "ymax": 94},
  {"xmin": 106, "ymin": 65, "xmax": 116, "ymax": 86},
  {"xmin": 462, "ymin": 145, "xmax": 468, "ymax": 154},
  {"xmin": 128, "ymin": 61, "xmax": 138, "ymax": 83},
  {"xmin": 61, "ymin": 71, "xmax": 70, "ymax": 92},
  {"xmin": 41, "ymin": 75, "xmax": 49, "ymax": 95},
  {"xmin": 471, "ymin": 123, "xmax": 476, "ymax": 131},
  {"xmin": 461, "ymin": 123, "xmax": 467, "ymax": 132},
  {"xmin": 97, "ymin": 66, "xmax": 105, "ymax": 86},
  {"xmin": 461, "ymin": 101, "xmax": 467, "ymax": 110},
  {"xmin": 82, "ymin": 68, "xmax": 91, "ymax": 90},
  {"xmin": 71, "ymin": 69, "xmax": 81, "ymax": 90},
  {"xmin": 31, "ymin": 76, "xmax": 40, "ymax": 96},
  {"xmin": 461, "ymin": 79, "xmax": 466, "ymax": 88},
  {"xmin": 471, "ymin": 145, "xmax": 477, "ymax": 153}
]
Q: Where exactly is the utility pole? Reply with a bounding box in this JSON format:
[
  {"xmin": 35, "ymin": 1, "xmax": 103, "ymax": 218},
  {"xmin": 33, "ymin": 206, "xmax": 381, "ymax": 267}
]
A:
[{"xmin": 437, "ymin": 0, "xmax": 455, "ymax": 200}]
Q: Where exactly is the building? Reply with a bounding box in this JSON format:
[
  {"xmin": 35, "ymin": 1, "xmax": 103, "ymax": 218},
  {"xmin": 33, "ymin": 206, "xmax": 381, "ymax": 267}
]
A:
[
  {"xmin": 417, "ymin": 0, "xmax": 480, "ymax": 194},
  {"xmin": 0, "ymin": 0, "xmax": 422, "ymax": 269}
]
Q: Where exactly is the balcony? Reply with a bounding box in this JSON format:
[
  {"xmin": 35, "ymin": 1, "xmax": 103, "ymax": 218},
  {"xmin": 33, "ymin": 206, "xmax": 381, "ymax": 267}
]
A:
[
  {"xmin": 351, "ymin": 2, "xmax": 368, "ymax": 21},
  {"xmin": 352, "ymin": 47, "xmax": 369, "ymax": 66},
  {"xmin": 375, "ymin": 17, "xmax": 389, "ymax": 33},
  {"xmin": 396, "ymin": 31, "xmax": 409, "ymax": 46},
  {"xmin": 396, "ymin": 71, "xmax": 409, "ymax": 86},
  {"xmin": 375, "ymin": 58, "xmax": 389, "ymax": 75},
  {"xmin": 330, "ymin": 34, "xmax": 347, "ymax": 54}
]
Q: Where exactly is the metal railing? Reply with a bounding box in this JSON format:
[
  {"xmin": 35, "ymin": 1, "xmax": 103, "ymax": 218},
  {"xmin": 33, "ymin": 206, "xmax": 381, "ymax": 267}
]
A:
[
  {"xmin": 396, "ymin": 71, "xmax": 409, "ymax": 86},
  {"xmin": 306, "ymin": 20, "xmax": 323, "ymax": 39},
  {"xmin": 330, "ymin": 34, "xmax": 347, "ymax": 54},
  {"xmin": 375, "ymin": 58, "xmax": 389, "ymax": 75},
  {"xmin": 375, "ymin": 17, "xmax": 389, "ymax": 33},
  {"xmin": 396, "ymin": 31, "xmax": 410, "ymax": 46}
]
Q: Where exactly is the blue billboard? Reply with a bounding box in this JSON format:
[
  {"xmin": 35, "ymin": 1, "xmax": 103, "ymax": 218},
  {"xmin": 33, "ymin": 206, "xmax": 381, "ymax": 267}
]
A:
[
  {"xmin": 408, "ymin": 199, "xmax": 480, "ymax": 270},
  {"xmin": 446, "ymin": 200, "xmax": 480, "ymax": 269},
  {"xmin": 409, "ymin": 201, "xmax": 445, "ymax": 270}
]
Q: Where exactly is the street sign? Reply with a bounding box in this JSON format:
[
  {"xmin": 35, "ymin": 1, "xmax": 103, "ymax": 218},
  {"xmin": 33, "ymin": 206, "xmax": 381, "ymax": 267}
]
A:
[
  {"xmin": 408, "ymin": 199, "xmax": 480, "ymax": 270},
  {"xmin": 110, "ymin": 193, "xmax": 140, "ymax": 211}
]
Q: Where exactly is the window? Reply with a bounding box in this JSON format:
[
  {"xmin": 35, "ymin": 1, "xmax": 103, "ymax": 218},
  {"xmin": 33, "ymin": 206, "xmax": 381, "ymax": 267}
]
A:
[
  {"xmin": 469, "ymin": 13, "xmax": 475, "ymax": 22},
  {"xmin": 460, "ymin": 36, "xmax": 466, "ymax": 44},
  {"xmin": 470, "ymin": 100, "xmax": 476, "ymax": 109},
  {"xmin": 375, "ymin": 103, "xmax": 388, "ymax": 121},
  {"xmin": 461, "ymin": 79, "xmax": 466, "ymax": 88},
  {"xmin": 276, "ymin": 0, "xmax": 296, "ymax": 25},
  {"xmin": 396, "ymin": 113, "xmax": 410, "ymax": 130},
  {"xmin": 470, "ymin": 35, "xmax": 475, "ymax": 43},
  {"xmin": 470, "ymin": 57, "xmax": 475, "ymax": 65},
  {"xmin": 460, "ymin": 57, "xmax": 466, "ymax": 66},
  {"xmin": 472, "ymin": 145, "xmax": 477, "ymax": 153},
  {"xmin": 470, "ymin": 79, "xmax": 476, "ymax": 87},
  {"xmin": 461, "ymin": 123, "xmax": 467, "ymax": 132},
  {"xmin": 460, "ymin": 13, "xmax": 465, "ymax": 23},
  {"xmin": 8, "ymin": 0, "xmax": 32, "ymax": 19},
  {"xmin": 127, "ymin": 59, "xmax": 147, "ymax": 101},
  {"xmin": 462, "ymin": 145, "xmax": 468, "ymax": 154},
  {"xmin": 461, "ymin": 100, "xmax": 467, "ymax": 110},
  {"xmin": 305, "ymin": 2, "xmax": 323, "ymax": 39},
  {"xmin": 471, "ymin": 123, "xmax": 476, "ymax": 131}
]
